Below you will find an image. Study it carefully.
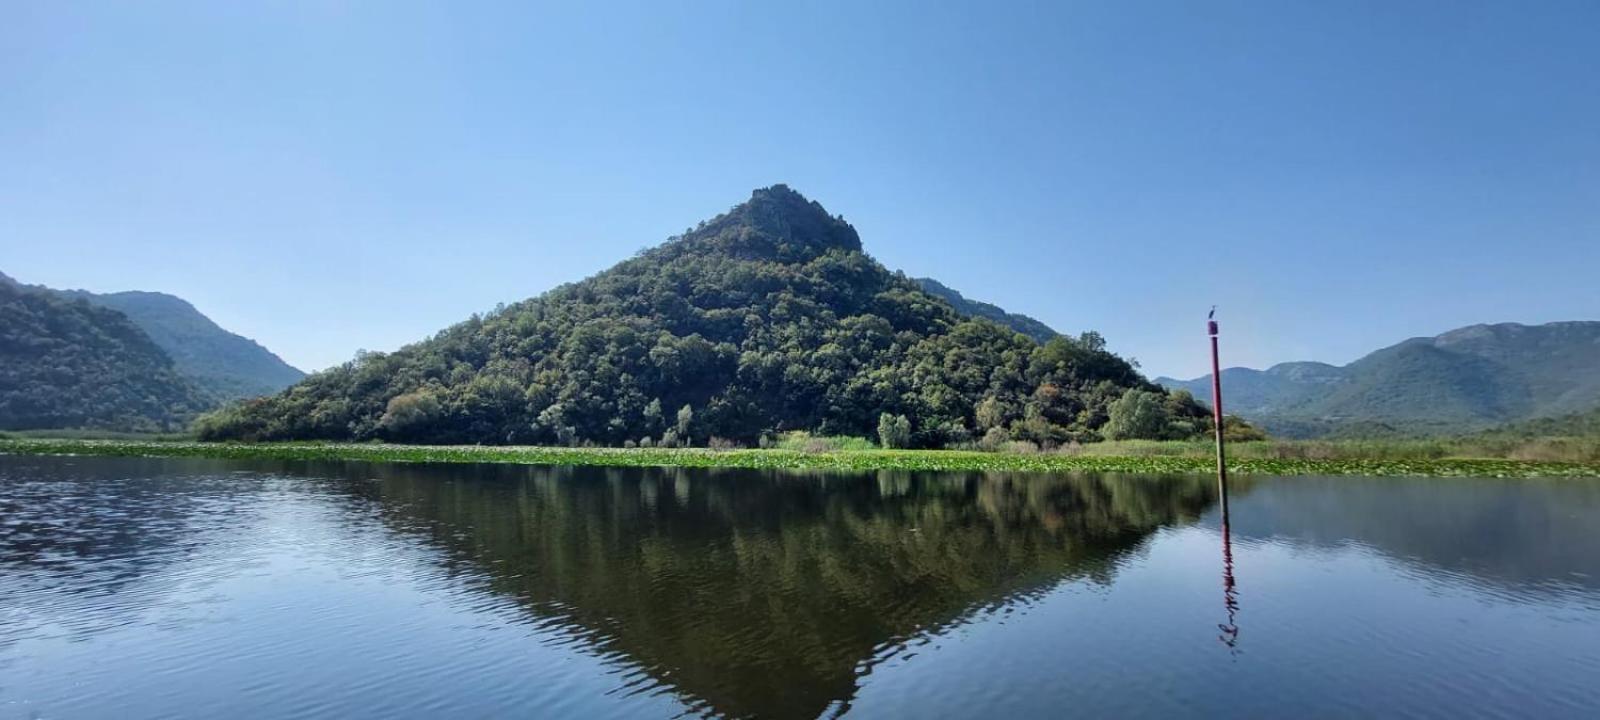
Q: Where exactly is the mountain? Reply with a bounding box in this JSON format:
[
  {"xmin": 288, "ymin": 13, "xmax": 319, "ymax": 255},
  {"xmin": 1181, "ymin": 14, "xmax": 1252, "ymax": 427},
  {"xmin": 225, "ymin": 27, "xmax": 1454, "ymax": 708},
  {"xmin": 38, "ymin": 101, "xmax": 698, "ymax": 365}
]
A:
[
  {"xmin": 1157, "ymin": 321, "xmax": 1600, "ymax": 437},
  {"xmin": 200, "ymin": 185, "xmax": 1209, "ymax": 446},
  {"xmin": 912, "ymin": 278, "xmax": 1059, "ymax": 343},
  {"xmin": 0, "ymin": 280, "xmax": 209, "ymax": 431},
  {"xmin": 1, "ymin": 272, "xmax": 303, "ymax": 402},
  {"xmin": 60, "ymin": 290, "xmax": 303, "ymax": 400}
]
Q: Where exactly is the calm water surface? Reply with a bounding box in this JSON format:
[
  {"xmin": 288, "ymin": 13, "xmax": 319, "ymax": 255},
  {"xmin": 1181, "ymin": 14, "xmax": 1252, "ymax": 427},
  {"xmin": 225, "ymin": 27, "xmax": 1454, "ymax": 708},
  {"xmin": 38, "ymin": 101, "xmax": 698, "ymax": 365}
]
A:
[{"xmin": 2, "ymin": 456, "xmax": 1598, "ymax": 719}]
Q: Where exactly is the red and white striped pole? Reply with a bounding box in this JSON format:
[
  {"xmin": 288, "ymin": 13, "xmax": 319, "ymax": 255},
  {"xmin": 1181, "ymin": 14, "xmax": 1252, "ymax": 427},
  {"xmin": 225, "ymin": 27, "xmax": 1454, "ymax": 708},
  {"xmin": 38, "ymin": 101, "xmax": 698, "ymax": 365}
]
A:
[
  {"xmin": 1209, "ymin": 309, "xmax": 1229, "ymax": 516},
  {"xmin": 1210, "ymin": 308, "xmax": 1236, "ymax": 649}
]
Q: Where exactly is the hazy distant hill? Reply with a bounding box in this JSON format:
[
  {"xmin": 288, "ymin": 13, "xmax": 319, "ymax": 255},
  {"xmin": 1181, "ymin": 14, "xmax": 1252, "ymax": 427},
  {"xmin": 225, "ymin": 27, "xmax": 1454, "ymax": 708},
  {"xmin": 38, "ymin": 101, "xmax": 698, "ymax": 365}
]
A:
[
  {"xmin": 1157, "ymin": 322, "xmax": 1600, "ymax": 437},
  {"xmin": 60, "ymin": 289, "xmax": 303, "ymax": 400},
  {"xmin": 200, "ymin": 185, "xmax": 1206, "ymax": 446},
  {"xmin": 0, "ymin": 280, "xmax": 208, "ymax": 431},
  {"xmin": 912, "ymin": 278, "xmax": 1059, "ymax": 343},
  {"xmin": 0, "ymin": 270, "xmax": 303, "ymax": 430}
]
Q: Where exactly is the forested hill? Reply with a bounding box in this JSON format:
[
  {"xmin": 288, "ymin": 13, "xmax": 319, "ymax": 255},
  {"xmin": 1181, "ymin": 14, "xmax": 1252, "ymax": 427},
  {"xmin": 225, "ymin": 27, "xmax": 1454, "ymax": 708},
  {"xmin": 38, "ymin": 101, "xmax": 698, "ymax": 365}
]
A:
[
  {"xmin": 0, "ymin": 280, "xmax": 209, "ymax": 431},
  {"xmin": 1158, "ymin": 321, "xmax": 1600, "ymax": 437},
  {"xmin": 913, "ymin": 278, "xmax": 1059, "ymax": 343},
  {"xmin": 60, "ymin": 289, "xmax": 304, "ymax": 400},
  {"xmin": 201, "ymin": 185, "xmax": 1211, "ymax": 446}
]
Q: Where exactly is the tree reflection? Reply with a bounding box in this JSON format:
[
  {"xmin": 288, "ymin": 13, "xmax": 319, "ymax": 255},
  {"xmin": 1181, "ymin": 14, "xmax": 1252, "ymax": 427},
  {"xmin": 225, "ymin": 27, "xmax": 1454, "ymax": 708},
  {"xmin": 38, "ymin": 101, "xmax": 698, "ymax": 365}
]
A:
[{"xmin": 325, "ymin": 463, "xmax": 1218, "ymax": 718}]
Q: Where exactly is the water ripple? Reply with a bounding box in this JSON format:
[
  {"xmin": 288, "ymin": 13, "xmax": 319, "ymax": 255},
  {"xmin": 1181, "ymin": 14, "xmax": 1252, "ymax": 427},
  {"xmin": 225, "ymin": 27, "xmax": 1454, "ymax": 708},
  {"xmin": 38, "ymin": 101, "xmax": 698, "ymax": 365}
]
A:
[{"xmin": 4, "ymin": 458, "xmax": 1600, "ymax": 719}]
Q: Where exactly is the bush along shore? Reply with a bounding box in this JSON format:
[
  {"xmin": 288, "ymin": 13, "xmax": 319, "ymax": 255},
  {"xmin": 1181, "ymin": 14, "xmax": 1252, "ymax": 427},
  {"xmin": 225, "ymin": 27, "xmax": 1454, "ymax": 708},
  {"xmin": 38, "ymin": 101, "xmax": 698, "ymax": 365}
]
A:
[{"xmin": 1, "ymin": 438, "xmax": 1597, "ymax": 478}]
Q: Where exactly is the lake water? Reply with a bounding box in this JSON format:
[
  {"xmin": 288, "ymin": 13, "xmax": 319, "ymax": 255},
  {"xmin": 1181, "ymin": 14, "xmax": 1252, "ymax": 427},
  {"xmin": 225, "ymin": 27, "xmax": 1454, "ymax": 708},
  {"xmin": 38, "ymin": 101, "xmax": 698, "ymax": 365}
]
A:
[{"xmin": 2, "ymin": 456, "xmax": 1598, "ymax": 719}]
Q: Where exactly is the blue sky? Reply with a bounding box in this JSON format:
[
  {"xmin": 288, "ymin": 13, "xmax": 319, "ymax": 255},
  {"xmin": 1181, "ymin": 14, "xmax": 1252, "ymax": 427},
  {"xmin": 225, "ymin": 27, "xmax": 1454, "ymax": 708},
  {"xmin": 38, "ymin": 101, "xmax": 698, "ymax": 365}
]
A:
[{"xmin": 2, "ymin": 1, "xmax": 1596, "ymax": 379}]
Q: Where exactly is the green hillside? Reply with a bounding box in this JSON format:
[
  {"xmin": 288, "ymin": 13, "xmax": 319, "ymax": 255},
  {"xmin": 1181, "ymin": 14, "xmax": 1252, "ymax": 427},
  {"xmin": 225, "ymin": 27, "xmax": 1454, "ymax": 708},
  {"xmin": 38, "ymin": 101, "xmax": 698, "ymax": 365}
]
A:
[
  {"xmin": 1158, "ymin": 322, "xmax": 1600, "ymax": 437},
  {"xmin": 200, "ymin": 185, "xmax": 1209, "ymax": 446},
  {"xmin": 0, "ymin": 281, "xmax": 209, "ymax": 431},
  {"xmin": 63, "ymin": 290, "xmax": 304, "ymax": 399},
  {"xmin": 913, "ymin": 278, "xmax": 1060, "ymax": 343}
]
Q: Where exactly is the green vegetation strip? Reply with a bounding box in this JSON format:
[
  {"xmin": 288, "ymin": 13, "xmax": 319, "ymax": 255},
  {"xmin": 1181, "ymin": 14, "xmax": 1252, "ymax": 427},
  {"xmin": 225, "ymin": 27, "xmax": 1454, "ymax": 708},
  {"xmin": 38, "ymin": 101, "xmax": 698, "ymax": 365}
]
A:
[{"xmin": 2, "ymin": 439, "xmax": 1597, "ymax": 478}]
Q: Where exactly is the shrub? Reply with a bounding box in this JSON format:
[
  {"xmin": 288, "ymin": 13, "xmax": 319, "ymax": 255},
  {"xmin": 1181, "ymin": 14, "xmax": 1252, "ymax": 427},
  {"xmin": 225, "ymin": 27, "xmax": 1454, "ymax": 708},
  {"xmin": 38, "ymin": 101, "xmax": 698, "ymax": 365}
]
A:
[
  {"xmin": 1508, "ymin": 438, "xmax": 1600, "ymax": 463},
  {"xmin": 770, "ymin": 431, "xmax": 876, "ymax": 452},
  {"xmin": 707, "ymin": 436, "xmax": 743, "ymax": 450},
  {"xmin": 934, "ymin": 420, "xmax": 973, "ymax": 447},
  {"xmin": 802, "ymin": 438, "xmax": 834, "ymax": 454},
  {"xmin": 979, "ymin": 426, "xmax": 1010, "ymax": 452},
  {"xmin": 378, "ymin": 390, "xmax": 444, "ymax": 440},
  {"xmin": 1221, "ymin": 415, "xmax": 1268, "ymax": 442},
  {"xmin": 1002, "ymin": 440, "xmax": 1041, "ymax": 454}
]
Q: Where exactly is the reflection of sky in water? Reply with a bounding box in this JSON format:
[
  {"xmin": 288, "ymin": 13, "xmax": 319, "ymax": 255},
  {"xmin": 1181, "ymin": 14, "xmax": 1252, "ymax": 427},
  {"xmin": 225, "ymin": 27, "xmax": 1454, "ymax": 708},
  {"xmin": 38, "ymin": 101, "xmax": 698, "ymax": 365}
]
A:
[
  {"xmin": 1209, "ymin": 475, "xmax": 1600, "ymax": 604},
  {"xmin": 851, "ymin": 524, "xmax": 1600, "ymax": 718},
  {"xmin": 2, "ymin": 457, "xmax": 1598, "ymax": 719}
]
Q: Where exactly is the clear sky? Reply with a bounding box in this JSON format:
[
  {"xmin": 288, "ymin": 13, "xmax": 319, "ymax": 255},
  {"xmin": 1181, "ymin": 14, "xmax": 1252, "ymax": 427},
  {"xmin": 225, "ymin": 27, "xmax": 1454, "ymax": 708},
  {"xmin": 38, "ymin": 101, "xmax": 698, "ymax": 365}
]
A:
[{"xmin": 3, "ymin": 1, "xmax": 1596, "ymax": 379}]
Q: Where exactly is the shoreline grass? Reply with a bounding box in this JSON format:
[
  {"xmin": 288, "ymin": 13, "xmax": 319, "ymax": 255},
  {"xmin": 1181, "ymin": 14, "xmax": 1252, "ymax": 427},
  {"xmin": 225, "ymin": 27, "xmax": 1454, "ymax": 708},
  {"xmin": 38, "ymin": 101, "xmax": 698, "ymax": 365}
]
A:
[
  {"xmin": 1068, "ymin": 437, "xmax": 1600, "ymax": 464},
  {"xmin": 2, "ymin": 438, "xmax": 1597, "ymax": 478}
]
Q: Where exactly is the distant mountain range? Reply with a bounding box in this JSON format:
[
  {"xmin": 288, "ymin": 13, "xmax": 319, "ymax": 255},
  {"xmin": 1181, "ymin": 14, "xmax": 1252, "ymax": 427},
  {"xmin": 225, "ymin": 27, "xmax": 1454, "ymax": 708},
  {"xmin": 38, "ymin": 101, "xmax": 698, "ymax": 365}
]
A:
[
  {"xmin": 0, "ymin": 271, "xmax": 302, "ymax": 431},
  {"xmin": 912, "ymin": 278, "xmax": 1060, "ymax": 343},
  {"xmin": 9, "ymin": 218, "xmax": 1592, "ymax": 441},
  {"xmin": 1157, "ymin": 321, "xmax": 1600, "ymax": 437},
  {"xmin": 1, "ymin": 278, "xmax": 209, "ymax": 430},
  {"xmin": 58, "ymin": 289, "xmax": 304, "ymax": 399}
]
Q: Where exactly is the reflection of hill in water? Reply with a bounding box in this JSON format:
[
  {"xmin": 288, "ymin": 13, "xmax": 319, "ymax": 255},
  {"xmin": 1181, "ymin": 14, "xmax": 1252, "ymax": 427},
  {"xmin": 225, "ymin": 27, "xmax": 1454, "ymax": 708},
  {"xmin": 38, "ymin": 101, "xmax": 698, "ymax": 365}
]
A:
[
  {"xmin": 1217, "ymin": 476, "xmax": 1600, "ymax": 596},
  {"xmin": 11, "ymin": 457, "xmax": 1599, "ymax": 717},
  {"xmin": 330, "ymin": 464, "xmax": 1218, "ymax": 719}
]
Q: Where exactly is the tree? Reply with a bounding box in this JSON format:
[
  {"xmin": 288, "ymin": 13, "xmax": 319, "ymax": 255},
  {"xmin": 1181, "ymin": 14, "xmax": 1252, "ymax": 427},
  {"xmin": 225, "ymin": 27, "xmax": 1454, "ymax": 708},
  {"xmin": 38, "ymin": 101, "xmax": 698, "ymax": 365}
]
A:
[
  {"xmin": 975, "ymin": 396, "xmax": 1009, "ymax": 431},
  {"xmin": 1015, "ymin": 403, "xmax": 1060, "ymax": 446},
  {"xmin": 379, "ymin": 389, "xmax": 444, "ymax": 440},
  {"xmin": 1104, "ymin": 388, "xmax": 1170, "ymax": 441},
  {"xmin": 676, "ymin": 404, "xmax": 695, "ymax": 446},
  {"xmin": 1222, "ymin": 415, "xmax": 1268, "ymax": 442},
  {"xmin": 643, "ymin": 398, "xmax": 664, "ymax": 433},
  {"xmin": 980, "ymin": 426, "xmax": 1010, "ymax": 451},
  {"xmin": 878, "ymin": 413, "xmax": 912, "ymax": 449}
]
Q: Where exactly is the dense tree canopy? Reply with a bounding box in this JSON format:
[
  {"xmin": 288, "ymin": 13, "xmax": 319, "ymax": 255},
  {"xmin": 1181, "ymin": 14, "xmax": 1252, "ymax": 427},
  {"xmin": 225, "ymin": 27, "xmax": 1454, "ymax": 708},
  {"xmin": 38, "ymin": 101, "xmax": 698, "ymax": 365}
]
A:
[{"xmin": 199, "ymin": 185, "xmax": 1216, "ymax": 447}]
